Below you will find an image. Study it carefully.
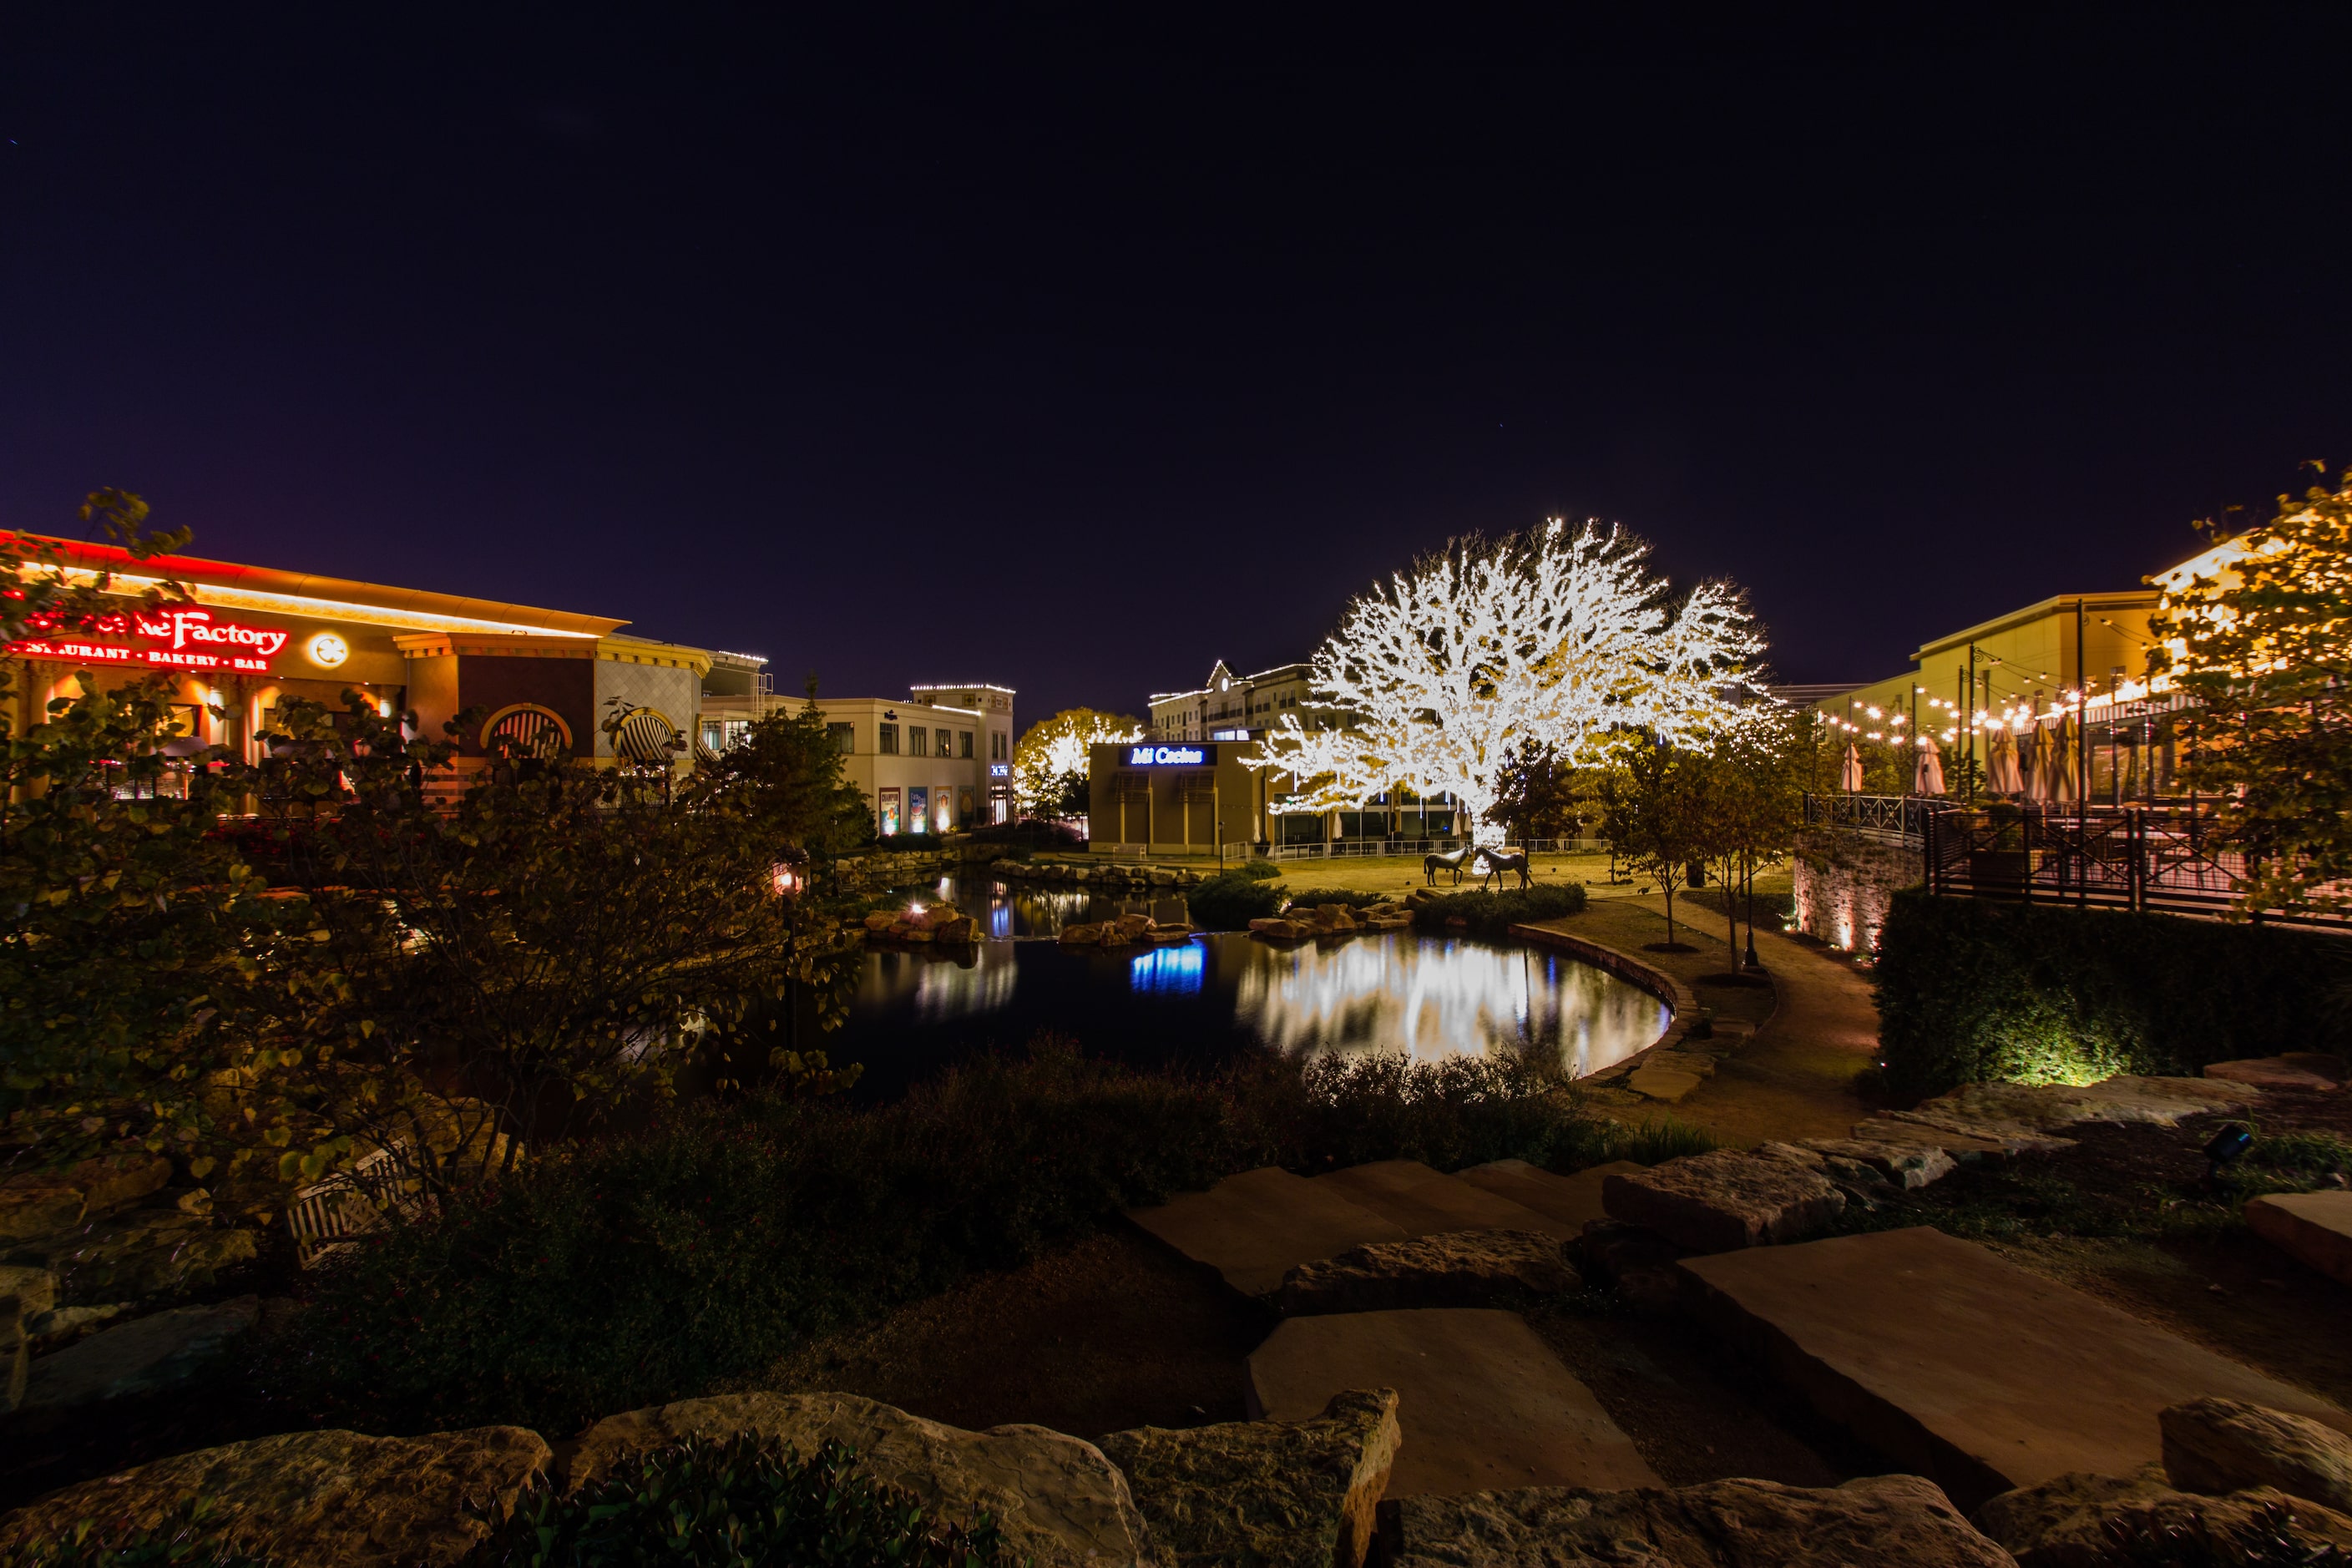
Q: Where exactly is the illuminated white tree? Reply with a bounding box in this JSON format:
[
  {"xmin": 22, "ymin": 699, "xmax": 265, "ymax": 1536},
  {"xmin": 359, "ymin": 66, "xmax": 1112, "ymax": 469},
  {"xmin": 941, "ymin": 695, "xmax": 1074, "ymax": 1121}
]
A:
[
  {"xmin": 1014, "ymin": 706, "xmax": 1143, "ymax": 818},
  {"xmin": 1248, "ymin": 519, "xmax": 1763, "ymax": 841}
]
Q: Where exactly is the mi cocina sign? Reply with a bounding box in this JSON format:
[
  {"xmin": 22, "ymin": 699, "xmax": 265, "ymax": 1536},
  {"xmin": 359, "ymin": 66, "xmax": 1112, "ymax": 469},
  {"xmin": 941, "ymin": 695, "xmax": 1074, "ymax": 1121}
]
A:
[
  {"xmin": 1127, "ymin": 744, "xmax": 1216, "ymax": 766},
  {"xmin": 10, "ymin": 609, "xmax": 291, "ymax": 673}
]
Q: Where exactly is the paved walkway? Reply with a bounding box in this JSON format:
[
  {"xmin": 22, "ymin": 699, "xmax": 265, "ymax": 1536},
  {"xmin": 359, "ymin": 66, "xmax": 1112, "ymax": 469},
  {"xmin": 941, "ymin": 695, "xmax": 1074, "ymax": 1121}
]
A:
[{"xmin": 1531, "ymin": 895, "xmax": 1883, "ymax": 1148}]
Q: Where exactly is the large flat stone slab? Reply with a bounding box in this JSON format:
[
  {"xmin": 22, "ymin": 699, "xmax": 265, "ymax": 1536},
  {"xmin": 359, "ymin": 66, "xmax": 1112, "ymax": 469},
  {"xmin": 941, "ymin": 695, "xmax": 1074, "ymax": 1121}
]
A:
[
  {"xmin": 1247, "ymin": 1308, "xmax": 1659, "ymax": 1498},
  {"xmin": 1602, "ymin": 1151, "xmax": 1846, "ymax": 1252},
  {"xmin": 1453, "ymin": 1160, "xmax": 1646, "ymax": 1240},
  {"xmin": 2246, "ymin": 1191, "xmax": 2352, "ymax": 1289},
  {"xmin": 1681, "ymin": 1226, "xmax": 2348, "ymax": 1510},
  {"xmin": 1127, "ymin": 1166, "xmax": 1408, "ymax": 1297},
  {"xmin": 1312, "ymin": 1161, "xmax": 1559, "ymax": 1240},
  {"xmin": 1277, "ymin": 1231, "xmax": 1577, "ymax": 1316}
]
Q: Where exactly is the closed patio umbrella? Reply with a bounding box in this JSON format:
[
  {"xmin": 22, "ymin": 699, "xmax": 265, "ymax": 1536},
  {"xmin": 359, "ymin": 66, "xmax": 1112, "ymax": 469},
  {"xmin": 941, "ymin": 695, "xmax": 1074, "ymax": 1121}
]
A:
[
  {"xmin": 1841, "ymin": 742, "xmax": 1864, "ymax": 792},
  {"xmin": 2051, "ymin": 716, "xmax": 2078, "ymax": 805},
  {"xmin": 2026, "ymin": 723, "xmax": 2057, "ymax": 802},
  {"xmin": 1988, "ymin": 727, "xmax": 2026, "ymax": 795},
  {"xmin": 1914, "ymin": 736, "xmax": 1945, "ymax": 797}
]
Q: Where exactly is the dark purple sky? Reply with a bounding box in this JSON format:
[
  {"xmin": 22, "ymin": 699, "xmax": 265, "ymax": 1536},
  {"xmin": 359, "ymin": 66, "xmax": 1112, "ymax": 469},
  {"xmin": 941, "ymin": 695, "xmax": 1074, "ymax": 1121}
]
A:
[{"xmin": 6, "ymin": 8, "xmax": 2349, "ymax": 725}]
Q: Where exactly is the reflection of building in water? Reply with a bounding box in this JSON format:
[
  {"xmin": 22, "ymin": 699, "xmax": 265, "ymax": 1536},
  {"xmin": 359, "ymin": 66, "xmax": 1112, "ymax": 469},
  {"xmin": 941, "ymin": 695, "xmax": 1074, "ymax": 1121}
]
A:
[
  {"xmin": 857, "ymin": 945, "xmax": 1019, "ymax": 1023},
  {"xmin": 1130, "ymin": 942, "xmax": 1206, "ymax": 996},
  {"xmin": 1232, "ymin": 938, "xmax": 1664, "ymax": 1077}
]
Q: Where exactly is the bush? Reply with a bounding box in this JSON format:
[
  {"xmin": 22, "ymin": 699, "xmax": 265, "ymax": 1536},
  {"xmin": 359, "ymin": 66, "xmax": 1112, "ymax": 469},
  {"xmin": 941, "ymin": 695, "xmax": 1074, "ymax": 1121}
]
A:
[
  {"xmin": 1409, "ymin": 884, "xmax": 1588, "ymax": 938},
  {"xmin": 473, "ymin": 1434, "xmax": 1010, "ymax": 1568},
  {"xmin": 275, "ymin": 1040, "xmax": 1636, "ymax": 1436},
  {"xmin": 1, "ymin": 1499, "xmax": 262, "ymax": 1568},
  {"xmin": 1186, "ymin": 872, "xmax": 1284, "ymax": 930},
  {"xmin": 1227, "ymin": 859, "xmax": 1283, "ymax": 882},
  {"xmin": 1874, "ymin": 889, "xmax": 2352, "ymax": 1098}
]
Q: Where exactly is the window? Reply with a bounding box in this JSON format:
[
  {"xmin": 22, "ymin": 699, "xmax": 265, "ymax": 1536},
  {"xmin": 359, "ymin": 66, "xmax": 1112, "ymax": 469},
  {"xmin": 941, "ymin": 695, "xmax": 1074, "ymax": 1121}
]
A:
[
  {"xmin": 959, "ymin": 730, "xmax": 974, "ymax": 759},
  {"xmin": 827, "ymin": 722, "xmax": 853, "ymax": 754},
  {"xmin": 878, "ymin": 787, "xmax": 901, "ymax": 834},
  {"xmin": 910, "ymin": 726, "xmax": 928, "ymax": 757},
  {"xmin": 878, "ymin": 723, "xmax": 899, "ymax": 755},
  {"xmin": 908, "ymin": 786, "xmax": 928, "ymax": 832},
  {"xmin": 991, "ymin": 731, "xmax": 1007, "ymax": 760}
]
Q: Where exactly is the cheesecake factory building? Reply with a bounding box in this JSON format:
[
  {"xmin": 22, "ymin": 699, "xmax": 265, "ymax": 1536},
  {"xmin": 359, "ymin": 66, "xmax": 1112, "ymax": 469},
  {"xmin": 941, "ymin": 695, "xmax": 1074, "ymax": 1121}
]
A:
[{"xmin": 4, "ymin": 536, "xmax": 711, "ymax": 771}]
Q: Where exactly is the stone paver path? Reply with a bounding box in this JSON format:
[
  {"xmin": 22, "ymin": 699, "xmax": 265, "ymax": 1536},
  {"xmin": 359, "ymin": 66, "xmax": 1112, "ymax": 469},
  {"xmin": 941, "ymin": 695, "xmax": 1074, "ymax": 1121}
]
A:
[
  {"xmin": 1126, "ymin": 1167, "xmax": 1405, "ymax": 1297},
  {"xmin": 1247, "ymin": 1308, "xmax": 1661, "ymax": 1497},
  {"xmin": 1681, "ymin": 1226, "xmax": 2350, "ymax": 1510},
  {"xmin": 1313, "ymin": 1160, "xmax": 1559, "ymax": 1239},
  {"xmin": 2246, "ymin": 1191, "xmax": 2352, "ymax": 1289},
  {"xmin": 1454, "ymin": 1159, "xmax": 1645, "ymax": 1239}
]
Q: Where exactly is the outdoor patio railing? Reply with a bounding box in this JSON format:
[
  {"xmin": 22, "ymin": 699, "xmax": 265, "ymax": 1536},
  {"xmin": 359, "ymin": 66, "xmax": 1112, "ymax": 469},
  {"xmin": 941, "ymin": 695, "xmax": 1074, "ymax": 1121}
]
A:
[{"xmin": 1806, "ymin": 792, "xmax": 2352, "ymax": 931}]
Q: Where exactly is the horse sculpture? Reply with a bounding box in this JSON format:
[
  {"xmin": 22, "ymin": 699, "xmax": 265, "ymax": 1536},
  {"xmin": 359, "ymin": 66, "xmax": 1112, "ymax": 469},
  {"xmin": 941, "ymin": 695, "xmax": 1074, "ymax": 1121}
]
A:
[
  {"xmin": 1424, "ymin": 845, "xmax": 1472, "ymax": 887},
  {"xmin": 1477, "ymin": 845, "xmax": 1532, "ymax": 891}
]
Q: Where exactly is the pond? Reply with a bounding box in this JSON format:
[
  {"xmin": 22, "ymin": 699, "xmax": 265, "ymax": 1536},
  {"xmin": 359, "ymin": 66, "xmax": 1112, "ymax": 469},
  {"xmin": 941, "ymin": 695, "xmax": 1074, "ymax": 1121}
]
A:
[{"xmin": 827, "ymin": 875, "xmax": 1667, "ymax": 1096}]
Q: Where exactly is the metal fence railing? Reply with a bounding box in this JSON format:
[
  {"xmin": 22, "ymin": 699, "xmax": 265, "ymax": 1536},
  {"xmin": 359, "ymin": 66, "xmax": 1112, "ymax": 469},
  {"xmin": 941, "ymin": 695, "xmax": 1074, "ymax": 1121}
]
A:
[{"xmin": 1806, "ymin": 793, "xmax": 2352, "ymax": 932}]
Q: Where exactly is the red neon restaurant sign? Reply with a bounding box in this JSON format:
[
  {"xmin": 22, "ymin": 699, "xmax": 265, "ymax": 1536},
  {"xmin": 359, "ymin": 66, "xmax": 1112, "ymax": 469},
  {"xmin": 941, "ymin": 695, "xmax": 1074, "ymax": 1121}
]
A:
[{"xmin": 8, "ymin": 609, "xmax": 289, "ymax": 673}]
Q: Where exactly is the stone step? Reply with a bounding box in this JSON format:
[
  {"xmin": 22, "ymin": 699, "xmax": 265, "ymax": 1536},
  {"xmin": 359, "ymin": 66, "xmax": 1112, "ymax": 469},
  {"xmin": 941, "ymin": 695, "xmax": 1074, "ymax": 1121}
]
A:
[
  {"xmin": 1309, "ymin": 1160, "xmax": 1561, "ymax": 1240},
  {"xmin": 1454, "ymin": 1159, "xmax": 1647, "ymax": 1239},
  {"xmin": 1681, "ymin": 1225, "xmax": 2350, "ymax": 1511},
  {"xmin": 1247, "ymin": 1307, "xmax": 1660, "ymax": 1498},
  {"xmin": 1125, "ymin": 1167, "xmax": 1408, "ymax": 1297},
  {"xmin": 2245, "ymin": 1190, "xmax": 2352, "ymax": 1288}
]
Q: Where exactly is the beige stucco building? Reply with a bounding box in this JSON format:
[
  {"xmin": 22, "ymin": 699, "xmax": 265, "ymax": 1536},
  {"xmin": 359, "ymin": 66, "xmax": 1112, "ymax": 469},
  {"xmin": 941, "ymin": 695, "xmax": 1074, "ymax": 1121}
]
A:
[{"xmin": 809, "ymin": 684, "xmax": 1015, "ymax": 836}]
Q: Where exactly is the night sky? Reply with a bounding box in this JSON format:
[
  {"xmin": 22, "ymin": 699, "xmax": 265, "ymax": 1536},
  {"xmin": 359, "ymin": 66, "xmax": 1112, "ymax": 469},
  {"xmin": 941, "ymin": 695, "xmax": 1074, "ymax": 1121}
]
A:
[{"xmin": 7, "ymin": 8, "xmax": 2349, "ymax": 726}]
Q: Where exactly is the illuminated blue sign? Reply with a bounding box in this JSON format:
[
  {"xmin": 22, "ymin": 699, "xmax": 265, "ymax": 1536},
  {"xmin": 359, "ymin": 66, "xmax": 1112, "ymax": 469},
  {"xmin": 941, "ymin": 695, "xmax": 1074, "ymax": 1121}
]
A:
[
  {"xmin": 1126, "ymin": 744, "xmax": 1215, "ymax": 766},
  {"xmin": 989, "ymin": 762, "xmax": 1009, "ymax": 777}
]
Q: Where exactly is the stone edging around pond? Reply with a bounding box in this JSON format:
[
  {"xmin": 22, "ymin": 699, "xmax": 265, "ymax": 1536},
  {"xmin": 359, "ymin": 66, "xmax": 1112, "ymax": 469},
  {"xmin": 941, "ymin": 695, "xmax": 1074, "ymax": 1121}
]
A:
[
  {"xmin": 1507, "ymin": 923, "xmax": 1736, "ymax": 1108},
  {"xmin": 989, "ymin": 857, "xmax": 1210, "ymax": 891}
]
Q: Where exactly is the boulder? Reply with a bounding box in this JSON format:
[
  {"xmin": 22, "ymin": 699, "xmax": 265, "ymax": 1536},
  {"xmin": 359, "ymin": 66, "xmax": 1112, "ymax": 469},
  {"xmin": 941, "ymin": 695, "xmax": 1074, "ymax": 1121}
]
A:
[
  {"xmin": 1803, "ymin": 1138, "xmax": 1959, "ymax": 1190},
  {"xmin": 1601, "ymin": 1151, "xmax": 1846, "ymax": 1253},
  {"xmin": 863, "ymin": 911, "xmax": 898, "ymax": 932},
  {"xmin": 22, "ymin": 1295, "xmax": 260, "ymax": 1409},
  {"xmin": 2205, "ymin": 1055, "xmax": 2348, "ymax": 1091},
  {"xmin": 1277, "ymin": 1230, "xmax": 1578, "ymax": 1316},
  {"xmin": 0, "ymin": 1425, "xmax": 550, "ymax": 1568},
  {"xmin": 1111, "ymin": 913, "xmax": 1155, "ymax": 943},
  {"xmin": 1097, "ymin": 1388, "xmax": 1399, "ymax": 1568},
  {"xmin": 933, "ymin": 915, "xmax": 977, "ymax": 943},
  {"xmin": 567, "ymin": 1392, "xmax": 1156, "ymax": 1568},
  {"xmin": 2162, "ymin": 1396, "xmax": 2352, "ymax": 1512},
  {"xmin": 1060, "ymin": 923, "xmax": 1104, "ymax": 945},
  {"xmin": 7, "ymin": 1210, "xmax": 259, "ymax": 1305},
  {"xmin": 2244, "ymin": 1190, "xmax": 2352, "ymax": 1289},
  {"xmin": 1924, "ymin": 1076, "xmax": 2250, "ymax": 1133},
  {"xmin": 1626, "ymin": 1054, "xmax": 1712, "ymax": 1103},
  {"xmin": 0, "ymin": 1155, "xmax": 174, "ymax": 1241},
  {"xmin": 1386, "ymin": 1473, "xmax": 2014, "ymax": 1568},
  {"xmin": 1313, "ymin": 904, "xmax": 1358, "ymax": 932},
  {"xmin": 1250, "ymin": 918, "xmax": 1310, "ymax": 942},
  {"xmin": 1571, "ymin": 1220, "xmax": 1691, "ymax": 1310},
  {"xmin": 1975, "ymin": 1465, "xmax": 2352, "ymax": 1567}
]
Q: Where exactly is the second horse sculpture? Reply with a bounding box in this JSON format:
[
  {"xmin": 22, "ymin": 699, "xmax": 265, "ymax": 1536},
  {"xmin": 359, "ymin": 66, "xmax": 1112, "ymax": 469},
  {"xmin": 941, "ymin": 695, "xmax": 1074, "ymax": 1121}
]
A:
[
  {"xmin": 1424, "ymin": 845, "xmax": 1472, "ymax": 887},
  {"xmin": 1477, "ymin": 845, "xmax": 1532, "ymax": 890}
]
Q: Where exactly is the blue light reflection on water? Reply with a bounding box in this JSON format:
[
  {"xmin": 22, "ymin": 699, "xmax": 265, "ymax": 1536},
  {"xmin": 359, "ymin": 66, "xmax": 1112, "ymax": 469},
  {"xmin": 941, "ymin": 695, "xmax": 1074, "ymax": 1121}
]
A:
[{"xmin": 1130, "ymin": 941, "xmax": 1207, "ymax": 995}]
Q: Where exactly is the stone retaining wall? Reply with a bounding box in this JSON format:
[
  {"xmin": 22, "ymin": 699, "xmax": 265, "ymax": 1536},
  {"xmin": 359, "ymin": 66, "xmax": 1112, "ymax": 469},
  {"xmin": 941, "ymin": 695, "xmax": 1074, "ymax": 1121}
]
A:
[{"xmin": 1790, "ymin": 827, "xmax": 1922, "ymax": 956}]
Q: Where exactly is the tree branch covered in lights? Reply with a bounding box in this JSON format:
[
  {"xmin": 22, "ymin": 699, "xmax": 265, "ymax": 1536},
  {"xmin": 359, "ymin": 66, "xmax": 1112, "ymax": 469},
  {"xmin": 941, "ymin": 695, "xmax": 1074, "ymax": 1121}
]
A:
[
  {"xmin": 1014, "ymin": 706, "xmax": 1142, "ymax": 819},
  {"xmin": 2150, "ymin": 463, "xmax": 2352, "ymax": 918},
  {"xmin": 1247, "ymin": 519, "xmax": 1764, "ymax": 839}
]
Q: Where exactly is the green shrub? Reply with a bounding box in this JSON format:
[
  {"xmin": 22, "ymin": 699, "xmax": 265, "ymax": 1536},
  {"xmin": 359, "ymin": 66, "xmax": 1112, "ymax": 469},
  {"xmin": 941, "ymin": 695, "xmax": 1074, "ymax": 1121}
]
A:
[
  {"xmin": 1186, "ymin": 872, "xmax": 1284, "ymax": 929},
  {"xmin": 1, "ymin": 1498, "xmax": 264, "ymax": 1568},
  {"xmin": 1874, "ymin": 890, "xmax": 2352, "ymax": 1098},
  {"xmin": 1409, "ymin": 884, "xmax": 1588, "ymax": 938},
  {"xmin": 470, "ymin": 1434, "xmax": 1009, "ymax": 1568},
  {"xmin": 276, "ymin": 1040, "xmax": 1626, "ymax": 1436},
  {"xmin": 1227, "ymin": 859, "xmax": 1283, "ymax": 882}
]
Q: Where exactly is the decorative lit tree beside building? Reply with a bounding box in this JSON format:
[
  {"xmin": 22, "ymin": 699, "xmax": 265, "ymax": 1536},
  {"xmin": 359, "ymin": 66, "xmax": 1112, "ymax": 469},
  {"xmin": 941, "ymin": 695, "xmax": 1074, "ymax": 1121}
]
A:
[
  {"xmin": 1013, "ymin": 707, "xmax": 1143, "ymax": 819},
  {"xmin": 2151, "ymin": 463, "xmax": 2352, "ymax": 918},
  {"xmin": 1247, "ymin": 519, "xmax": 1764, "ymax": 840}
]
